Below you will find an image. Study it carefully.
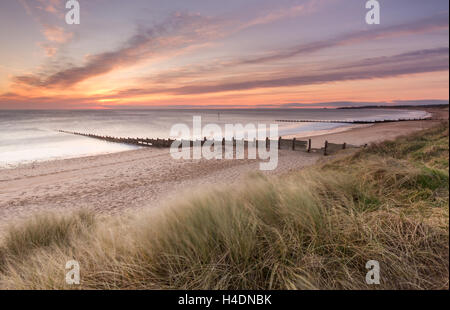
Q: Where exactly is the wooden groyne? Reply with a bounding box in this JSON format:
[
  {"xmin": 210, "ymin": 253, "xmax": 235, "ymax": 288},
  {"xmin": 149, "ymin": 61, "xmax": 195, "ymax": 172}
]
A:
[
  {"xmin": 58, "ymin": 130, "xmax": 357, "ymax": 156},
  {"xmin": 275, "ymin": 117, "xmax": 430, "ymax": 124},
  {"xmin": 58, "ymin": 130, "xmax": 174, "ymax": 147}
]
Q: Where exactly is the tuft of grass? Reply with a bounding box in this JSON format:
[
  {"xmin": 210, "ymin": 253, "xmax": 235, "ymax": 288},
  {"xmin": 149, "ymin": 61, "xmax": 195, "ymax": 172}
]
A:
[
  {"xmin": 360, "ymin": 121, "xmax": 449, "ymax": 170},
  {"xmin": 0, "ymin": 210, "xmax": 95, "ymax": 270},
  {"xmin": 0, "ymin": 122, "xmax": 448, "ymax": 290}
]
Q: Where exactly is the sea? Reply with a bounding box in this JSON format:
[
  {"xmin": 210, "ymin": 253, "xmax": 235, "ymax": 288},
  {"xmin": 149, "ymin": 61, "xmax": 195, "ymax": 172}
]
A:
[{"xmin": 0, "ymin": 108, "xmax": 430, "ymax": 168}]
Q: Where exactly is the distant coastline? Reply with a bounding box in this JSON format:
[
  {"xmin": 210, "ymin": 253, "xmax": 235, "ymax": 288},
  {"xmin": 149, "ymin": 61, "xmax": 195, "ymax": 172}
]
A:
[{"xmin": 337, "ymin": 103, "xmax": 449, "ymax": 110}]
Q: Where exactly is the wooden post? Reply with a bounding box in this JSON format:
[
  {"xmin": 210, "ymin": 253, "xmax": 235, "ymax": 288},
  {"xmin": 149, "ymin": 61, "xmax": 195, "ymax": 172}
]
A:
[
  {"xmin": 278, "ymin": 137, "xmax": 281, "ymax": 150},
  {"xmin": 292, "ymin": 137, "xmax": 296, "ymax": 150},
  {"xmin": 266, "ymin": 137, "xmax": 269, "ymax": 149},
  {"xmin": 308, "ymin": 139, "xmax": 311, "ymax": 153},
  {"xmin": 324, "ymin": 140, "xmax": 328, "ymax": 156},
  {"xmin": 342, "ymin": 142, "xmax": 346, "ymax": 150}
]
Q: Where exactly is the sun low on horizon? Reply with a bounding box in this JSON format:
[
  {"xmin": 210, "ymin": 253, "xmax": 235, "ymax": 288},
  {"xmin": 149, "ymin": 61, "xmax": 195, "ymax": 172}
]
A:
[{"xmin": 0, "ymin": 0, "xmax": 448, "ymax": 110}]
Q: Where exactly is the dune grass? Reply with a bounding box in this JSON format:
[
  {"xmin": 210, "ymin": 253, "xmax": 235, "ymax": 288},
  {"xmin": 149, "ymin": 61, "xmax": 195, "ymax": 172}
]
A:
[{"xmin": 0, "ymin": 122, "xmax": 448, "ymax": 289}]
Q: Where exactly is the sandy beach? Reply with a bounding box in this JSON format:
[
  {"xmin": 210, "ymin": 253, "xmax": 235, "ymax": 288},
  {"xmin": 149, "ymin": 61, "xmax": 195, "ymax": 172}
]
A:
[
  {"xmin": 0, "ymin": 108, "xmax": 447, "ymax": 231},
  {"xmin": 0, "ymin": 147, "xmax": 320, "ymax": 231}
]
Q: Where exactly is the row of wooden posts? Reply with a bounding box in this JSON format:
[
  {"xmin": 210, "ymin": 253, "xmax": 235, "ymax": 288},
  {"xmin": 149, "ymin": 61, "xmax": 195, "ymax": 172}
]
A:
[{"xmin": 58, "ymin": 130, "xmax": 353, "ymax": 156}]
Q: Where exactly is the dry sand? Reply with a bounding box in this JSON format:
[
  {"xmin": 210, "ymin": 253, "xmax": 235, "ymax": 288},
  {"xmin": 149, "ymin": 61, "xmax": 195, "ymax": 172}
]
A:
[{"xmin": 0, "ymin": 107, "xmax": 447, "ymax": 230}]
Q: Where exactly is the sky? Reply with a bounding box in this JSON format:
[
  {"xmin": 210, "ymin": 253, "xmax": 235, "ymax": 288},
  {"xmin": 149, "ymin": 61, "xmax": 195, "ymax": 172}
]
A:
[{"xmin": 0, "ymin": 0, "xmax": 448, "ymax": 109}]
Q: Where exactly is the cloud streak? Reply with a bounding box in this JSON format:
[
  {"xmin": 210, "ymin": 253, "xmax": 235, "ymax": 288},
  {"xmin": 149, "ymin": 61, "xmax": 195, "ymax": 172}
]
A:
[
  {"xmin": 238, "ymin": 13, "xmax": 449, "ymax": 65},
  {"xmin": 14, "ymin": 12, "xmax": 219, "ymax": 88},
  {"xmin": 237, "ymin": 0, "xmax": 324, "ymax": 30},
  {"xmin": 115, "ymin": 47, "xmax": 449, "ymax": 96}
]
